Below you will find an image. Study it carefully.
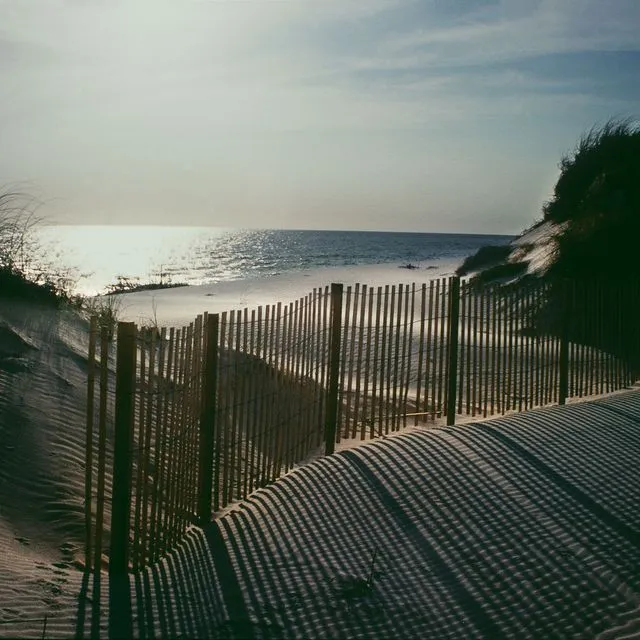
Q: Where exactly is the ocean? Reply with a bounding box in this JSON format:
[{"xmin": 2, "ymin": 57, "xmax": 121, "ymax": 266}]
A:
[{"xmin": 37, "ymin": 226, "xmax": 514, "ymax": 296}]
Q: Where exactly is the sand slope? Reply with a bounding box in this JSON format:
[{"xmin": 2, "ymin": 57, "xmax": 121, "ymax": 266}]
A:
[
  {"xmin": 2, "ymin": 298, "xmax": 640, "ymax": 638},
  {"xmin": 117, "ymin": 391, "xmax": 640, "ymax": 639},
  {"xmin": 0, "ymin": 300, "xmax": 112, "ymax": 638}
]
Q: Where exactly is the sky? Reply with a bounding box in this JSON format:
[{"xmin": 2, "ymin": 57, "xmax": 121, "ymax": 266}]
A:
[{"xmin": 1, "ymin": 0, "xmax": 639, "ymax": 235}]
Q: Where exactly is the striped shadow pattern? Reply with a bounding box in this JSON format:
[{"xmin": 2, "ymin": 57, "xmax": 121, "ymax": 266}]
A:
[{"xmin": 129, "ymin": 390, "xmax": 640, "ymax": 639}]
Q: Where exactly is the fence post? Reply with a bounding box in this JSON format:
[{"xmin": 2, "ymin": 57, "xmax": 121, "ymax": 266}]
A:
[
  {"xmin": 325, "ymin": 283, "xmax": 343, "ymax": 455},
  {"xmin": 199, "ymin": 314, "xmax": 219, "ymax": 525},
  {"xmin": 558, "ymin": 280, "xmax": 571, "ymax": 405},
  {"xmin": 109, "ymin": 322, "xmax": 137, "ymax": 578},
  {"xmin": 446, "ymin": 277, "xmax": 461, "ymax": 426}
]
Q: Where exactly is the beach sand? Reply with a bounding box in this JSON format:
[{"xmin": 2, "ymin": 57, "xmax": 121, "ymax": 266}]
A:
[
  {"xmin": 3, "ymin": 253, "xmax": 639, "ymax": 637},
  {"xmin": 114, "ymin": 261, "xmax": 460, "ymax": 328},
  {"xmin": 1, "ymin": 264, "xmax": 461, "ymax": 637},
  {"xmin": 0, "ymin": 300, "xmax": 110, "ymax": 637}
]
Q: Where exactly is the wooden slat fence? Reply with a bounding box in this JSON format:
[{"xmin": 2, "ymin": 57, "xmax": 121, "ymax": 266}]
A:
[
  {"xmin": 86, "ymin": 288, "xmax": 330, "ymax": 576},
  {"xmin": 334, "ymin": 280, "xmax": 453, "ymax": 442},
  {"xmin": 213, "ymin": 288, "xmax": 329, "ymax": 512},
  {"xmin": 85, "ymin": 276, "xmax": 640, "ymax": 575}
]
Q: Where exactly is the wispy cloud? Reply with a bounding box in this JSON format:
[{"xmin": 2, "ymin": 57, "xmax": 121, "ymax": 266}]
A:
[{"xmin": 0, "ymin": 0, "xmax": 638, "ymax": 231}]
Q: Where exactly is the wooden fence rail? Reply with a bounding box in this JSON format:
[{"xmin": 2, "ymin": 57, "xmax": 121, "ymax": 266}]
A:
[{"xmin": 85, "ymin": 276, "xmax": 640, "ymax": 574}]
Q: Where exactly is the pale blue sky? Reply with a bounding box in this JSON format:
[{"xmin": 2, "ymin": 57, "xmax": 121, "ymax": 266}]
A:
[{"xmin": 1, "ymin": 0, "xmax": 638, "ymax": 234}]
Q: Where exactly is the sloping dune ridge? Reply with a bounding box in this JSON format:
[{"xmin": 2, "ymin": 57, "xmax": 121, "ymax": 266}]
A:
[
  {"xmin": 2, "ymin": 300, "xmax": 640, "ymax": 638},
  {"xmin": 0, "ymin": 301, "xmax": 111, "ymax": 637}
]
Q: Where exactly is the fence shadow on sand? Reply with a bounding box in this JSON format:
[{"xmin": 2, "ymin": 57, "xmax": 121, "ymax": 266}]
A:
[{"xmin": 87, "ymin": 389, "xmax": 640, "ymax": 638}]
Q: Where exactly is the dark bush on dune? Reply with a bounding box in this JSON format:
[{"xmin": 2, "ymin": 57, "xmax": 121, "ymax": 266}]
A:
[
  {"xmin": 0, "ymin": 266, "xmax": 65, "ymax": 304},
  {"xmin": 543, "ymin": 119, "xmax": 640, "ymax": 281},
  {"xmin": 535, "ymin": 119, "xmax": 640, "ymax": 370},
  {"xmin": 457, "ymin": 119, "xmax": 640, "ymax": 371}
]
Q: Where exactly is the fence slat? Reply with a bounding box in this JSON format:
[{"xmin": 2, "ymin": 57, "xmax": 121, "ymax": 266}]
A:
[
  {"xmin": 93, "ymin": 327, "xmax": 109, "ymax": 575},
  {"xmin": 457, "ymin": 283, "xmax": 466, "ymax": 416},
  {"xmin": 372, "ymin": 287, "xmax": 382, "ymax": 438},
  {"xmin": 392, "ymin": 284, "xmax": 403, "ymax": 432},
  {"xmin": 268, "ymin": 304, "xmax": 280, "ymax": 483},
  {"xmin": 483, "ymin": 287, "xmax": 491, "ymax": 417},
  {"xmin": 398, "ymin": 284, "xmax": 410, "ymax": 430},
  {"xmin": 386, "ymin": 285, "xmax": 397, "ymax": 432},
  {"xmin": 522, "ymin": 283, "xmax": 529, "ymax": 408},
  {"xmin": 559, "ymin": 281, "xmax": 571, "ymax": 405},
  {"xmin": 416, "ymin": 284, "xmax": 427, "ymax": 423},
  {"xmin": 465, "ymin": 284, "xmax": 472, "ymax": 415},
  {"xmin": 244, "ymin": 309, "xmax": 255, "ymax": 499},
  {"xmin": 312, "ymin": 291, "xmax": 322, "ymax": 448},
  {"xmin": 477, "ymin": 285, "xmax": 486, "ymax": 417},
  {"xmin": 221, "ymin": 314, "xmax": 232, "ymax": 506},
  {"xmin": 446, "ymin": 277, "xmax": 461, "ymax": 426},
  {"xmin": 150, "ymin": 327, "xmax": 167, "ymax": 562},
  {"xmin": 427, "ymin": 280, "xmax": 436, "ymax": 420},
  {"xmin": 354, "ymin": 285, "xmax": 366, "ymax": 439},
  {"xmin": 249, "ymin": 308, "xmax": 260, "ymax": 493},
  {"xmin": 325, "ymin": 283, "xmax": 343, "ymax": 455},
  {"xmin": 166, "ymin": 328, "xmax": 180, "ymax": 541},
  {"xmin": 85, "ymin": 316, "xmax": 97, "ymax": 572},
  {"xmin": 438, "ymin": 279, "xmax": 447, "ymax": 418},
  {"xmin": 362, "ymin": 287, "xmax": 374, "ymax": 437},
  {"xmin": 140, "ymin": 329, "xmax": 156, "ymax": 567},
  {"xmin": 159, "ymin": 327, "xmax": 175, "ymax": 553},
  {"xmin": 110, "ymin": 322, "xmax": 137, "ymax": 578},
  {"xmin": 177, "ymin": 326, "xmax": 191, "ymax": 537},
  {"xmin": 403, "ymin": 283, "xmax": 415, "ymax": 430},
  {"xmin": 345, "ymin": 284, "xmax": 359, "ymax": 438},
  {"xmin": 489, "ymin": 286, "xmax": 497, "ymax": 415},
  {"xmin": 380, "ymin": 285, "xmax": 390, "ymax": 431},
  {"xmin": 199, "ymin": 315, "xmax": 218, "ymax": 524},
  {"xmin": 471, "ymin": 285, "xmax": 479, "ymax": 417},
  {"xmin": 297, "ymin": 295, "xmax": 307, "ymax": 458},
  {"xmin": 132, "ymin": 333, "xmax": 147, "ymax": 571},
  {"xmin": 259, "ymin": 305, "xmax": 271, "ymax": 487},
  {"xmin": 286, "ymin": 301, "xmax": 296, "ymax": 471}
]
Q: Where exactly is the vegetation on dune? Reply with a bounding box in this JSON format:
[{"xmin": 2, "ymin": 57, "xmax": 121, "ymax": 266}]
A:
[
  {"xmin": 0, "ymin": 191, "xmax": 78, "ymax": 305},
  {"xmin": 460, "ymin": 118, "xmax": 640, "ymax": 286},
  {"xmin": 452, "ymin": 119, "xmax": 640, "ymax": 369},
  {"xmin": 543, "ymin": 118, "xmax": 640, "ymax": 280},
  {"xmin": 540, "ymin": 120, "xmax": 640, "ymax": 365},
  {"xmin": 466, "ymin": 261, "xmax": 529, "ymax": 287},
  {"xmin": 455, "ymin": 244, "xmax": 512, "ymax": 277}
]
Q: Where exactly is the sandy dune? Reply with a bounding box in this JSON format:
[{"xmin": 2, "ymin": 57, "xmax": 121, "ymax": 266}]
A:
[
  {"xmin": 2, "ymin": 297, "xmax": 640, "ymax": 638},
  {"xmin": 0, "ymin": 301, "xmax": 113, "ymax": 637}
]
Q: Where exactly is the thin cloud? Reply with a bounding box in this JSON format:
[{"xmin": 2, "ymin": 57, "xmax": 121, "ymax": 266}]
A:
[{"xmin": 0, "ymin": 0, "xmax": 638, "ymax": 231}]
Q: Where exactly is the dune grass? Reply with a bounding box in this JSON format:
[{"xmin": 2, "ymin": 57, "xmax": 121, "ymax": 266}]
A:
[{"xmin": 455, "ymin": 244, "xmax": 513, "ymax": 277}]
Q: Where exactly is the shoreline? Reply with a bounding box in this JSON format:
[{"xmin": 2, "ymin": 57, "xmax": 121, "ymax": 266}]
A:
[{"xmin": 112, "ymin": 260, "xmax": 463, "ymax": 327}]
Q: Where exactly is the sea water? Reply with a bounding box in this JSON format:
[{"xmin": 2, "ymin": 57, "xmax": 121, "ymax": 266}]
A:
[{"xmin": 36, "ymin": 226, "xmax": 513, "ymax": 295}]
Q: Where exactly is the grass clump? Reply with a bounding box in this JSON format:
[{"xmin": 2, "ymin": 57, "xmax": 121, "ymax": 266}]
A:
[
  {"xmin": 83, "ymin": 295, "xmax": 123, "ymax": 340},
  {"xmin": 456, "ymin": 244, "xmax": 513, "ymax": 277},
  {"xmin": 104, "ymin": 275, "xmax": 188, "ymax": 295},
  {"xmin": 0, "ymin": 190, "xmax": 78, "ymax": 306},
  {"xmin": 469, "ymin": 261, "xmax": 529, "ymax": 287}
]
